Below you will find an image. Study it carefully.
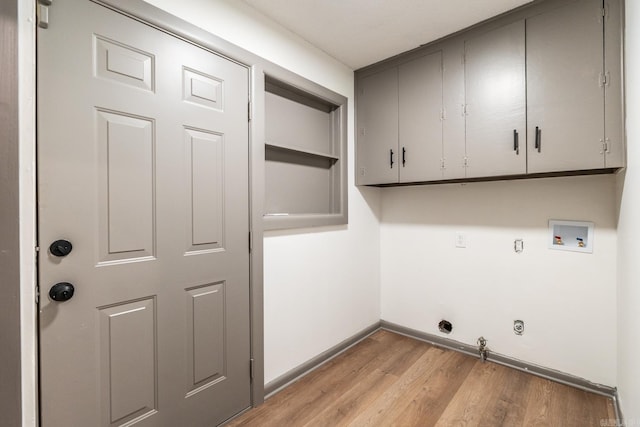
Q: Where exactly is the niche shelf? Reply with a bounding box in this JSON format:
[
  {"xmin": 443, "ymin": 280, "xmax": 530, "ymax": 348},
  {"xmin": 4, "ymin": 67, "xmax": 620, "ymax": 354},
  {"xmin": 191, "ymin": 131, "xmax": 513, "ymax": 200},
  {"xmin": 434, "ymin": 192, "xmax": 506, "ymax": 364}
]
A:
[
  {"xmin": 265, "ymin": 142, "xmax": 339, "ymax": 162},
  {"xmin": 264, "ymin": 74, "xmax": 347, "ymax": 230}
]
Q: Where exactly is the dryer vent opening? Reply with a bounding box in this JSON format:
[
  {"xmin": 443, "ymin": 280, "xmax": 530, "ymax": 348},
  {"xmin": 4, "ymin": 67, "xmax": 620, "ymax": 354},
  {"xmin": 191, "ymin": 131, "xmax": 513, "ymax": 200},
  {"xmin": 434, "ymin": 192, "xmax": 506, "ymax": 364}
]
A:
[{"xmin": 438, "ymin": 320, "xmax": 453, "ymax": 334}]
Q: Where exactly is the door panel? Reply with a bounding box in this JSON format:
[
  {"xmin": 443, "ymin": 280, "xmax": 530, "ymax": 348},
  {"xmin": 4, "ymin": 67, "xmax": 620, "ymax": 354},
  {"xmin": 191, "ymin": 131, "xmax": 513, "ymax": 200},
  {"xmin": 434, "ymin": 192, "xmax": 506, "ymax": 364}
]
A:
[
  {"xmin": 527, "ymin": 0, "xmax": 604, "ymax": 173},
  {"xmin": 38, "ymin": 1, "xmax": 250, "ymax": 426},
  {"xmin": 399, "ymin": 51, "xmax": 444, "ymax": 183},
  {"xmin": 186, "ymin": 283, "xmax": 226, "ymax": 392},
  {"xmin": 98, "ymin": 298, "xmax": 158, "ymax": 425},
  {"xmin": 95, "ymin": 35, "xmax": 155, "ymax": 91},
  {"xmin": 97, "ymin": 109, "xmax": 155, "ymax": 261},
  {"xmin": 464, "ymin": 21, "xmax": 526, "ymax": 178},
  {"xmin": 185, "ymin": 128, "xmax": 224, "ymax": 250},
  {"xmin": 357, "ymin": 67, "xmax": 399, "ymax": 185}
]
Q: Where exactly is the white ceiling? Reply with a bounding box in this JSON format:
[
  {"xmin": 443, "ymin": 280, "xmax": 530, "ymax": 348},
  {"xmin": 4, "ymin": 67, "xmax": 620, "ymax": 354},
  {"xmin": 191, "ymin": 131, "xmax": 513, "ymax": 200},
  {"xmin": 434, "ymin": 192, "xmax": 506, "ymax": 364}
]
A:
[{"xmin": 241, "ymin": 0, "xmax": 534, "ymax": 69}]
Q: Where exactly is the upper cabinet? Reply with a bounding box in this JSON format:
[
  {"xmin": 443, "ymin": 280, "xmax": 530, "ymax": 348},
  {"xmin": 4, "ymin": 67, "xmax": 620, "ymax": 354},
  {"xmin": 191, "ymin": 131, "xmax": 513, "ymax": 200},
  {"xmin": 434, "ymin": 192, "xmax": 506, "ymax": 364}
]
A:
[
  {"xmin": 464, "ymin": 21, "xmax": 526, "ymax": 178},
  {"xmin": 526, "ymin": 0, "xmax": 605, "ymax": 173},
  {"xmin": 357, "ymin": 51, "xmax": 444, "ymax": 185},
  {"xmin": 355, "ymin": 0, "xmax": 624, "ymax": 186},
  {"xmin": 357, "ymin": 67, "xmax": 398, "ymax": 185},
  {"xmin": 398, "ymin": 52, "xmax": 444, "ymax": 183}
]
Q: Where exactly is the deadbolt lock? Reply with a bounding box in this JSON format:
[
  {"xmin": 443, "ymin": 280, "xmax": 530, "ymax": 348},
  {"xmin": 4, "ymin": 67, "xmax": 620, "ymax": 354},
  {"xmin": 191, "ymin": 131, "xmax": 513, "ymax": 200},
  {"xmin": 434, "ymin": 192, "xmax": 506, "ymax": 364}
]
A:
[{"xmin": 49, "ymin": 239, "xmax": 73, "ymax": 257}]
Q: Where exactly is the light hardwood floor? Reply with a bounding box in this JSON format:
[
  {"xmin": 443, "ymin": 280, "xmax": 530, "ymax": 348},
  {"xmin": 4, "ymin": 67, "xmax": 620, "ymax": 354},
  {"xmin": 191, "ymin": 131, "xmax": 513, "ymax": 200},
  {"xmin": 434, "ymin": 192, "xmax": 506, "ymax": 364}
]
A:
[{"xmin": 228, "ymin": 330, "xmax": 616, "ymax": 427}]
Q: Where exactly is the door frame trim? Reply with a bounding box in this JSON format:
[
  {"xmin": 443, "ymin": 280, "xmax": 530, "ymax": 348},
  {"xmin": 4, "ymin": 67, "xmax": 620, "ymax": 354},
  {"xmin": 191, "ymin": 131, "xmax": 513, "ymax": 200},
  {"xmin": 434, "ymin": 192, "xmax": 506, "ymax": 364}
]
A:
[{"xmin": 1, "ymin": 0, "xmax": 24, "ymax": 425}]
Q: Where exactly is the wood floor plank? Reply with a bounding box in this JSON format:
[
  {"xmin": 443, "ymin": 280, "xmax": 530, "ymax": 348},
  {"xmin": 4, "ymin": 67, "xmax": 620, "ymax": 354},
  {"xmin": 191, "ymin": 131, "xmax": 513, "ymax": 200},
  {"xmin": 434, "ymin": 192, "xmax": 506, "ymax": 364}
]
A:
[
  {"xmin": 227, "ymin": 330, "xmax": 617, "ymax": 427},
  {"xmin": 522, "ymin": 378, "xmax": 616, "ymax": 427},
  {"xmin": 475, "ymin": 365, "xmax": 532, "ymax": 427},
  {"xmin": 303, "ymin": 337, "xmax": 426, "ymax": 427},
  {"xmin": 229, "ymin": 331, "xmax": 410, "ymax": 427},
  {"xmin": 589, "ymin": 390, "xmax": 617, "ymax": 427},
  {"xmin": 227, "ymin": 336, "xmax": 385, "ymax": 427},
  {"xmin": 522, "ymin": 376, "xmax": 555, "ymax": 426},
  {"xmin": 302, "ymin": 368, "xmax": 398, "ymax": 427},
  {"xmin": 547, "ymin": 381, "xmax": 601, "ymax": 427},
  {"xmin": 605, "ymin": 396, "xmax": 618, "ymax": 425},
  {"xmin": 346, "ymin": 346, "xmax": 450, "ymax": 426},
  {"xmin": 389, "ymin": 351, "xmax": 477, "ymax": 426},
  {"xmin": 377, "ymin": 335, "xmax": 431, "ymax": 378},
  {"xmin": 434, "ymin": 360, "xmax": 510, "ymax": 426},
  {"xmin": 571, "ymin": 387, "xmax": 616, "ymax": 427}
]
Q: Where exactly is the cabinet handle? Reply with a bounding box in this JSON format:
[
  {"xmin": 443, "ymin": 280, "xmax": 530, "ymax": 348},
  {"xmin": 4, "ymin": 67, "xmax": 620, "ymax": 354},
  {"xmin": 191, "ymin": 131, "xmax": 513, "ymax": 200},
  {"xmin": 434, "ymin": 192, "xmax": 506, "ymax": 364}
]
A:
[
  {"xmin": 535, "ymin": 126, "xmax": 541, "ymax": 153},
  {"xmin": 513, "ymin": 130, "xmax": 519, "ymax": 155},
  {"xmin": 402, "ymin": 147, "xmax": 406, "ymax": 167},
  {"xmin": 390, "ymin": 149, "xmax": 394, "ymax": 168}
]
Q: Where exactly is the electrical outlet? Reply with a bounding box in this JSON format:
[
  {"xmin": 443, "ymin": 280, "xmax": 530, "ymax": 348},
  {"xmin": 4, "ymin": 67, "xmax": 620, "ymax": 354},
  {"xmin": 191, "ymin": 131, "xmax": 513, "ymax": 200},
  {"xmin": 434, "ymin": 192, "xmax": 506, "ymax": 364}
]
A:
[
  {"xmin": 514, "ymin": 320, "xmax": 525, "ymax": 335},
  {"xmin": 514, "ymin": 238, "xmax": 524, "ymax": 253},
  {"xmin": 455, "ymin": 232, "xmax": 466, "ymax": 248}
]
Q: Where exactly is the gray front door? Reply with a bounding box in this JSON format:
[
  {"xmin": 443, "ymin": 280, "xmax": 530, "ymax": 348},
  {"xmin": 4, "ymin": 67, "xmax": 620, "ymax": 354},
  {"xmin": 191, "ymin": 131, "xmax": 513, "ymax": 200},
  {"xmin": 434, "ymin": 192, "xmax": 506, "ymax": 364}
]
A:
[{"xmin": 38, "ymin": 1, "xmax": 251, "ymax": 425}]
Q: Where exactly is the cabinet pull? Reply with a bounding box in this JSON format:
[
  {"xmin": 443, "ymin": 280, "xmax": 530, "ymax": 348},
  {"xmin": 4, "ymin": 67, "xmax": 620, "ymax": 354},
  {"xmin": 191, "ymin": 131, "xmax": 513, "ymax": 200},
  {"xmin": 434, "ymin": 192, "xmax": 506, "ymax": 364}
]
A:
[
  {"xmin": 402, "ymin": 147, "xmax": 406, "ymax": 167},
  {"xmin": 535, "ymin": 126, "xmax": 541, "ymax": 153},
  {"xmin": 513, "ymin": 130, "xmax": 519, "ymax": 155},
  {"xmin": 390, "ymin": 149, "xmax": 394, "ymax": 168}
]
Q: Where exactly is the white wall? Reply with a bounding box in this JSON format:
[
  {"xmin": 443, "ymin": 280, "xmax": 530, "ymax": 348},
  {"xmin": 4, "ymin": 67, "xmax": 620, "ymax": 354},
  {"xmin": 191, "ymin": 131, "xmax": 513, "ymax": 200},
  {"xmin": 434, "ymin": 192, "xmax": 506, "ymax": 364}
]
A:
[
  {"xmin": 381, "ymin": 175, "xmax": 618, "ymax": 386},
  {"xmin": 617, "ymin": 0, "xmax": 640, "ymax": 419},
  {"xmin": 143, "ymin": 0, "xmax": 382, "ymax": 385}
]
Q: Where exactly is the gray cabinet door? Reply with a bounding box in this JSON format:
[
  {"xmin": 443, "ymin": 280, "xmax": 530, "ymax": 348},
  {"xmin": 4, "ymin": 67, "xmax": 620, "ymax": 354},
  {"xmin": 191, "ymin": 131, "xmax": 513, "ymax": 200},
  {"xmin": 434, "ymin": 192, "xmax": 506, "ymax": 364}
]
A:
[
  {"xmin": 464, "ymin": 21, "xmax": 527, "ymax": 178},
  {"xmin": 442, "ymin": 40, "xmax": 467, "ymax": 180},
  {"xmin": 357, "ymin": 68, "xmax": 399, "ymax": 185},
  {"xmin": 398, "ymin": 52, "xmax": 444, "ymax": 183},
  {"xmin": 527, "ymin": 0, "xmax": 604, "ymax": 173},
  {"xmin": 38, "ymin": 1, "xmax": 251, "ymax": 425},
  {"xmin": 604, "ymin": 0, "xmax": 625, "ymax": 168}
]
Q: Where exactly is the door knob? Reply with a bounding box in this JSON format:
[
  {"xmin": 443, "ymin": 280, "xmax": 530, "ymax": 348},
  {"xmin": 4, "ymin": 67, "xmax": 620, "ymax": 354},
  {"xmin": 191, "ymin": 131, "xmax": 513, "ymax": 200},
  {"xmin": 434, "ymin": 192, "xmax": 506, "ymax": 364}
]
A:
[
  {"xmin": 49, "ymin": 239, "xmax": 73, "ymax": 257},
  {"xmin": 49, "ymin": 282, "xmax": 75, "ymax": 302}
]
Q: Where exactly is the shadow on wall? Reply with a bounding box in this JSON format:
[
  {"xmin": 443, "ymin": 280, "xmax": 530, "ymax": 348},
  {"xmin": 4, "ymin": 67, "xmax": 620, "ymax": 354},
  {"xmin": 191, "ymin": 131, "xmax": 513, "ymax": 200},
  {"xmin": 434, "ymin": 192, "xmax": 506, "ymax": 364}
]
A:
[
  {"xmin": 264, "ymin": 180, "xmax": 383, "ymax": 238},
  {"xmin": 264, "ymin": 224, "xmax": 348, "ymax": 237},
  {"xmin": 380, "ymin": 174, "xmax": 618, "ymax": 231},
  {"xmin": 356, "ymin": 185, "xmax": 382, "ymax": 222},
  {"xmin": 615, "ymin": 168, "xmax": 626, "ymax": 227}
]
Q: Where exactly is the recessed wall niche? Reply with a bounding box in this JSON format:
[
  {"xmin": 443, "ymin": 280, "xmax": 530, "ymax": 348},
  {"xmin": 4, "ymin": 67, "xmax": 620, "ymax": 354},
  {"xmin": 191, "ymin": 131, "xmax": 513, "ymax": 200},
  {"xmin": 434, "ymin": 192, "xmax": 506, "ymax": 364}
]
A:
[{"xmin": 264, "ymin": 75, "xmax": 347, "ymax": 230}]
